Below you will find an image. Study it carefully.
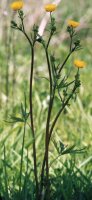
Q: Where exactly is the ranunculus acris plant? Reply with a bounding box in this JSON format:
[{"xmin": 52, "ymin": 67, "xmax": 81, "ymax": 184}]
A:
[{"xmin": 10, "ymin": 1, "xmax": 86, "ymax": 199}]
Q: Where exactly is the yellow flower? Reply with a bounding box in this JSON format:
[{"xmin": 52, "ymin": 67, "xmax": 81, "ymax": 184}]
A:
[
  {"xmin": 68, "ymin": 20, "xmax": 80, "ymax": 28},
  {"xmin": 44, "ymin": 4, "xmax": 57, "ymax": 12},
  {"xmin": 10, "ymin": 1, "xmax": 24, "ymax": 11},
  {"xmin": 74, "ymin": 60, "xmax": 86, "ymax": 68}
]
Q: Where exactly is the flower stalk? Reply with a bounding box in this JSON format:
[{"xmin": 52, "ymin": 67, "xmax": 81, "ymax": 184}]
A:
[{"xmin": 11, "ymin": 9, "xmax": 39, "ymax": 197}]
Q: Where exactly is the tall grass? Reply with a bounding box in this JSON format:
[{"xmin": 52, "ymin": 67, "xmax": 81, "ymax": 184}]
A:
[{"xmin": 0, "ymin": 0, "xmax": 92, "ymax": 199}]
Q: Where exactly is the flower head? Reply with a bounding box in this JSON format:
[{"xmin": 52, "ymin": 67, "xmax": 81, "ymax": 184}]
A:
[
  {"xmin": 10, "ymin": 1, "xmax": 24, "ymax": 11},
  {"xmin": 44, "ymin": 4, "xmax": 57, "ymax": 12},
  {"xmin": 68, "ymin": 20, "xmax": 80, "ymax": 28},
  {"xmin": 74, "ymin": 60, "xmax": 86, "ymax": 68}
]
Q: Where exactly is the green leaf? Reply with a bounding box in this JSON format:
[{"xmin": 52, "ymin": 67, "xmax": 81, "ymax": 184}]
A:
[
  {"xmin": 5, "ymin": 115, "xmax": 24, "ymax": 123},
  {"xmin": 11, "ymin": 20, "xmax": 17, "ymax": 27},
  {"xmin": 21, "ymin": 103, "xmax": 26, "ymax": 117},
  {"xmin": 62, "ymin": 145, "xmax": 86, "ymax": 155}
]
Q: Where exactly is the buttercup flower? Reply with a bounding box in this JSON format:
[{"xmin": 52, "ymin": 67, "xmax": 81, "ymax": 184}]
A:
[
  {"xmin": 44, "ymin": 4, "xmax": 57, "ymax": 12},
  {"xmin": 68, "ymin": 20, "xmax": 80, "ymax": 28},
  {"xmin": 10, "ymin": 1, "xmax": 24, "ymax": 11},
  {"xmin": 74, "ymin": 60, "xmax": 86, "ymax": 68}
]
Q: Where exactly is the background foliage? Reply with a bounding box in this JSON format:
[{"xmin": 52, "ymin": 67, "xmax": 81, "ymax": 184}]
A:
[{"xmin": 0, "ymin": 0, "xmax": 92, "ymax": 199}]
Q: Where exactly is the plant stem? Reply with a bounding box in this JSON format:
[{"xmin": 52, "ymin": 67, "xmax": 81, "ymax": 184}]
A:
[
  {"xmin": 18, "ymin": 14, "xmax": 38, "ymax": 197},
  {"xmin": 58, "ymin": 30, "xmax": 75, "ymax": 74},
  {"xmin": 12, "ymin": 30, "xmax": 16, "ymax": 105},
  {"xmin": 38, "ymin": 99, "xmax": 55, "ymax": 200},
  {"xmin": 38, "ymin": 14, "xmax": 55, "ymax": 196},
  {"xmin": 29, "ymin": 45, "xmax": 39, "ymax": 198},
  {"xmin": 49, "ymin": 85, "xmax": 77, "ymax": 141},
  {"xmin": 39, "ymin": 84, "xmax": 77, "ymax": 197},
  {"xmin": 38, "ymin": 47, "xmax": 54, "ymax": 199},
  {"xmin": 58, "ymin": 51, "xmax": 72, "ymax": 73},
  {"xmin": 45, "ymin": 49, "xmax": 52, "ymax": 184}
]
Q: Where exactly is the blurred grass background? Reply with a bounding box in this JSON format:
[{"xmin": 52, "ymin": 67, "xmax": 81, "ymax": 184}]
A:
[{"xmin": 0, "ymin": 0, "xmax": 92, "ymax": 196}]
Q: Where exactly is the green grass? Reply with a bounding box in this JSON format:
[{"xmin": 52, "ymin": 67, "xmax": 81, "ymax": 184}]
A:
[{"xmin": 0, "ymin": 0, "xmax": 92, "ymax": 199}]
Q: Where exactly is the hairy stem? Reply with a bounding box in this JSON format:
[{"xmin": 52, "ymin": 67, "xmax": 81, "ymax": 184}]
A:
[
  {"xmin": 45, "ymin": 49, "xmax": 52, "ymax": 196},
  {"xmin": 58, "ymin": 31, "xmax": 75, "ymax": 74},
  {"xmin": 58, "ymin": 51, "xmax": 72, "ymax": 73},
  {"xmin": 38, "ymin": 48, "xmax": 54, "ymax": 199},
  {"xmin": 49, "ymin": 85, "xmax": 77, "ymax": 141},
  {"xmin": 39, "ymin": 83, "xmax": 77, "ymax": 197},
  {"xmin": 30, "ymin": 46, "xmax": 38, "ymax": 197},
  {"xmin": 18, "ymin": 15, "xmax": 38, "ymax": 197}
]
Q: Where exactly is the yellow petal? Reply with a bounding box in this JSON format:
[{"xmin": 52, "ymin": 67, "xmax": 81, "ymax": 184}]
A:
[
  {"xmin": 44, "ymin": 4, "xmax": 57, "ymax": 12},
  {"xmin": 74, "ymin": 60, "xmax": 86, "ymax": 68},
  {"xmin": 10, "ymin": 1, "xmax": 24, "ymax": 11},
  {"xmin": 68, "ymin": 20, "xmax": 80, "ymax": 28}
]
